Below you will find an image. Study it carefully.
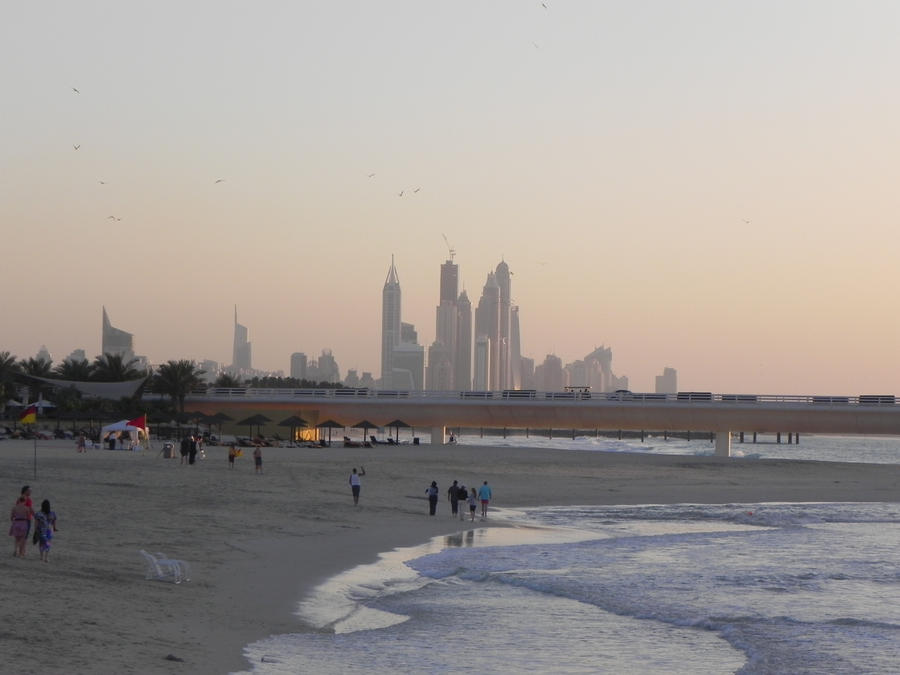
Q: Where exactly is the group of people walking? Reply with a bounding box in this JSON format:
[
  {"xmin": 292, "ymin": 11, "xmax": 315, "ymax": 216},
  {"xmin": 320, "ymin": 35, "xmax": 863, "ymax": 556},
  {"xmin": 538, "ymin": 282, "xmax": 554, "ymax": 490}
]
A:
[
  {"xmin": 430, "ymin": 479, "xmax": 492, "ymax": 520},
  {"xmin": 9, "ymin": 485, "xmax": 58, "ymax": 562}
]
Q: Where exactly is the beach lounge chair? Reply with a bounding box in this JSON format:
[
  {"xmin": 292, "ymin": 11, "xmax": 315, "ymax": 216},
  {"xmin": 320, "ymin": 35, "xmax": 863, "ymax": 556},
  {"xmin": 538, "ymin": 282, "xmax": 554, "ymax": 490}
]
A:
[{"xmin": 139, "ymin": 550, "xmax": 190, "ymax": 584}]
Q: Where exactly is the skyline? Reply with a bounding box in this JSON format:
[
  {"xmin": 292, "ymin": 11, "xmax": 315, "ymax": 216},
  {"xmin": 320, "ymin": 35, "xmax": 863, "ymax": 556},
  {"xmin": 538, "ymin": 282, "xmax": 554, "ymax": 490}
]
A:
[{"xmin": 3, "ymin": 2, "xmax": 899, "ymax": 395}]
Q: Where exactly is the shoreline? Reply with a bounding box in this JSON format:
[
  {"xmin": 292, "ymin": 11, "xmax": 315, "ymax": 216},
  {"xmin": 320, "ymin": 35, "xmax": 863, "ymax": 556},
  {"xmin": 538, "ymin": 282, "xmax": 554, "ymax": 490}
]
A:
[{"xmin": 0, "ymin": 439, "xmax": 897, "ymax": 674}]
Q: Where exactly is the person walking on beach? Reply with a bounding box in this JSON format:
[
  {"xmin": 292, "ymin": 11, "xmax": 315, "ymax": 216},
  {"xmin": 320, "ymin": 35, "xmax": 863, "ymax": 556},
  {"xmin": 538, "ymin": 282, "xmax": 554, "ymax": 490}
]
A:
[
  {"xmin": 179, "ymin": 436, "xmax": 190, "ymax": 465},
  {"xmin": 9, "ymin": 496, "xmax": 31, "ymax": 558},
  {"xmin": 76, "ymin": 433, "xmax": 86, "ymax": 453},
  {"xmin": 33, "ymin": 499, "xmax": 57, "ymax": 563},
  {"xmin": 253, "ymin": 445, "xmax": 263, "ymax": 474},
  {"xmin": 426, "ymin": 481, "xmax": 439, "ymax": 516},
  {"xmin": 478, "ymin": 480, "xmax": 492, "ymax": 519},
  {"xmin": 20, "ymin": 485, "xmax": 33, "ymax": 539},
  {"xmin": 457, "ymin": 484, "xmax": 468, "ymax": 520},
  {"xmin": 228, "ymin": 445, "xmax": 237, "ymax": 469},
  {"xmin": 448, "ymin": 480, "xmax": 460, "ymax": 518},
  {"xmin": 188, "ymin": 435, "xmax": 198, "ymax": 465},
  {"xmin": 467, "ymin": 487, "xmax": 478, "ymax": 522},
  {"xmin": 349, "ymin": 466, "xmax": 366, "ymax": 505}
]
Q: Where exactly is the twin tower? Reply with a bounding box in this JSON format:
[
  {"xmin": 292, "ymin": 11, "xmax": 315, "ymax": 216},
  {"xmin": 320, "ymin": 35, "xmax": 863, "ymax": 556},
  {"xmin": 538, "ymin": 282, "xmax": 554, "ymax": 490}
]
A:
[{"xmin": 381, "ymin": 256, "xmax": 521, "ymax": 391}]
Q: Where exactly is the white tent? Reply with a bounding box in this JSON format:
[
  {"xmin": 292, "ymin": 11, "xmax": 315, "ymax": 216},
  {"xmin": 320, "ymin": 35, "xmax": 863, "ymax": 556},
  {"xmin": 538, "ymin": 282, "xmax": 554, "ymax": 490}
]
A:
[{"xmin": 100, "ymin": 419, "xmax": 149, "ymax": 450}]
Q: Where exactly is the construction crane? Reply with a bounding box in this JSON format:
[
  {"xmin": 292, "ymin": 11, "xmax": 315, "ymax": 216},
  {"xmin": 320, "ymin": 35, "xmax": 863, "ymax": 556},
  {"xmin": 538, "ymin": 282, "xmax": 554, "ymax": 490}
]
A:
[{"xmin": 441, "ymin": 233, "xmax": 455, "ymax": 262}]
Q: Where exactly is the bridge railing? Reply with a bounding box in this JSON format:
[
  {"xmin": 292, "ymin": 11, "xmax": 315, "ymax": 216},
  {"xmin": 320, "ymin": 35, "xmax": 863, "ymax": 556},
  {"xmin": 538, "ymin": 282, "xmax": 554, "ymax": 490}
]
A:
[{"xmin": 165, "ymin": 388, "xmax": 897, "ymax": 407}]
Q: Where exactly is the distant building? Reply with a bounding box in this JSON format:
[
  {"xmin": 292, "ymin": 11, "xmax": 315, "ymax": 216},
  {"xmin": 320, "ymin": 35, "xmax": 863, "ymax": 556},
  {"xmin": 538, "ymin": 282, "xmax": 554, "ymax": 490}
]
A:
[
  {"xmin": 101, "ymin": 306, "xmax": 135, "ymax": 361},
  {"xmin": 473, "ymin": 335, "xmax": 491, "ymax": 391},
  {"xmin": 290, "ymin": 352, "xmax": 308, "ymax": 381},
  {"xmin": 534, "ymin": 354, "xmax": 564, "ymax": 392},
  {"xmin": 66, "ymin": 349, "xmax": 86, "ymax": 363},
  {"xmin": 231, "ymin": 306, "xmax": 252, "ymax": 374},
  {"xmin": 35, "ymin": 345, "xmax": 52, "ymax": 365},
  {"xmin": 455, "ymin": 290, "xmax": 472, "ymax": 391},
  {"xmin": 655, "ymin": 367, "xmax": 677, "ymax": 394},
  {"xmin": 474, "ymin": 272, "xmax": 501, "ymax": 389},
  {"xmin": 199, "ymin": 360, "xmax": 220, "ymax": 384},
  {"xmin": 381, "ymin": 256, "xmax": 402, "ymax": 388},
  {"xmin": 519, "ymin": 356, "xmax": 535, "ymax": 390},
  {"xmin": 316, "ymin": 349, "xmax": 340, "ymax": 383},
  {"xmin": 392, "ymin": 342, "xmax": 425, "ymax": 390}
]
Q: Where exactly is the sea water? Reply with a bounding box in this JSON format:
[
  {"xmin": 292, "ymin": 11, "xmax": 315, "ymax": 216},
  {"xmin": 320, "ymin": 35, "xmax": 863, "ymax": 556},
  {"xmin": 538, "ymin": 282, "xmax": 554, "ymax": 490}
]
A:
[{"xmin": 234, "ymin": 437, "xmax": 900, "ymax": 675}]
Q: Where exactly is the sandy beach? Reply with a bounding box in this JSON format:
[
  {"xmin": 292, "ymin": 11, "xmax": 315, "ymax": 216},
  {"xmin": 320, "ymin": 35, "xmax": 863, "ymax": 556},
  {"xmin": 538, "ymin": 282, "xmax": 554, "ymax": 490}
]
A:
[{"xmin": 1, "ymin": 438, "xmax": 898, "ymax": 674}]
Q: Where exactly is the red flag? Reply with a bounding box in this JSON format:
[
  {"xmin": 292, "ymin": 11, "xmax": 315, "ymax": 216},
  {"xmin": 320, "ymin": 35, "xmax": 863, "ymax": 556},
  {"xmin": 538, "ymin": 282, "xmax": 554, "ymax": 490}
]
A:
[
  {"xmin": 127, "ymin": 414, "xmax": 147, "ymax": 429},
  {"xmin": 19, "ymin": 405, "xmax": 37, "ymax": 424}
]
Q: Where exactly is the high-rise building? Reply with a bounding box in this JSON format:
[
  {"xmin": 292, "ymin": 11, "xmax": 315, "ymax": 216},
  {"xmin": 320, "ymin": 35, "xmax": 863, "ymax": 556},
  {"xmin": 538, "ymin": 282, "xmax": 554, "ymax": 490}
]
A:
[
  {"xmin": 473, "ymin": 335, "xmax": 491, "ymax": 390},
  {"xmin": 231, "ymin": 306, "xmax": 252, "ymax": 374},
  {"xmin": 656, "ymin": 367, "xmax": 678, "ymax": 394},
  {"xmin": 290, "ymin": 352, "xmax": 308, "ymax": 381},
  {"xmin": 474, "ymin": 272, "xmax": 501, "ymax": 389},
  {"xmin": 316, "ymin": 349, "xmax": 340, "ymax": 383},
  {"xmin": 101, "ymin": 306, "xmax": 135, "ymax": 361},
  {"xmin": 35, "ymin": 345, "xmax": 52, "ymax": 365},
  {"xmin": 495, "ymin": 261, "xmax": 512, "ymax": 389},
  {"xmin": 455, "ymin": 290, "xmax": 472, "ymax": 390},
  {"xmin": 431, "ymin": 258, "xmax": 459, "ymax": 390},
  {"xmin": 66, "ymin": 349, "xmax": 86, "ymax": 363},
  {"xmin": 509, "ymin": 305, "xmax": 522, "ymax": 390},
  {"xmin": 392, "ymin": 342, "xmax": 425, "ymax": 390},
  {"xmin": 381, "ymin": 256, "xmax": 402, "ymax": 388}
]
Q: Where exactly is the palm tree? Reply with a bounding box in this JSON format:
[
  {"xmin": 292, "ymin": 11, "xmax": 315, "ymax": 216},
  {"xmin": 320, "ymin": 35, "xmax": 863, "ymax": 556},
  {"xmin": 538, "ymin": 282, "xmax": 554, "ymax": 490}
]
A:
[
  {"xmin": 54, "ymin": 358, "xmax": 94, "ymax": 382},
  {"xmin": 153, "ymin": 360, "xmax": 205, "ymax": 413},
  {"xmin": 91, "ymin": 353, "xmax": 144, "ymax": 382},
  {"xmin": 19, "ymin": 356, "xmax": 53, "ymax": 378},
  {"xmin": 0, "ymin": 351, "xmax": 21, "ymax": 403},
  {"xmin": 213, "ymin": 372, "xmax": 243, "ymax": 388}
]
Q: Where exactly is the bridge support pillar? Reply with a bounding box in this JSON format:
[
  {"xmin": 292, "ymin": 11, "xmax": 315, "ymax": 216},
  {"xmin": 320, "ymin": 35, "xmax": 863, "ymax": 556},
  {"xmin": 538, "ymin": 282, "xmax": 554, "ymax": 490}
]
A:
[
  {"xmin": 714, "ymin": 431, "xmax": 732, "ymax": 458},
  {"xmin": 430, "ymin": 427, "xmax": 446, "ymax": 445}
]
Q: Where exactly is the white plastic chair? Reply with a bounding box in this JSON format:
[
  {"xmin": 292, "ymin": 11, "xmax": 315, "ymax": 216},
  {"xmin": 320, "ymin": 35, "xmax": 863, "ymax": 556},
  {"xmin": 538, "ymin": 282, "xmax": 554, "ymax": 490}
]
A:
[{"xmin": 139, "ymin": 550, "xmax": 190, "ymax": 583}]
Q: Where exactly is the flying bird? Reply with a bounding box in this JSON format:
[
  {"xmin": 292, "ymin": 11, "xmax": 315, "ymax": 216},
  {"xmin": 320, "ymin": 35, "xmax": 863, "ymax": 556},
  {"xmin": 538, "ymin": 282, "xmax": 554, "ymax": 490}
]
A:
[
  {"xmin": 72, "ymin": 87, "xmax": 80, "ymax": 94},
  {"xmin": 367, "ymin": 173, "xmax": 376, "ymax": 178},
  {"xmin": 413, "ymin": 187, "xmax": 421, "ymax": 193},
  {"xmin": 215, "ymin": 179, "xmax": 225, "ymax": 183},
  {"xmin": 107, "ymin": 216, "xmax": 122, "ymax": 222},
  {"xmin": 73, "ymin": 144, "xmax": 80, "ymax": 150},
  {"xmin": 398, "ymin": 190, "xmax": 404, "ymax": 197},
  {"xmin": 98, "ymin": 180, "xmax": 106, "ymax": 185}
]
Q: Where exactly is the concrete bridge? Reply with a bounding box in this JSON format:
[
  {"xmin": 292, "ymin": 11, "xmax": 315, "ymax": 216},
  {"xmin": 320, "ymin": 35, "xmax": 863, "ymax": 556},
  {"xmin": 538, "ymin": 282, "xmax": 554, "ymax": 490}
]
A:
[{"xmin": 172, "ymin": 389, "xmax": 900, "ymax": 457}]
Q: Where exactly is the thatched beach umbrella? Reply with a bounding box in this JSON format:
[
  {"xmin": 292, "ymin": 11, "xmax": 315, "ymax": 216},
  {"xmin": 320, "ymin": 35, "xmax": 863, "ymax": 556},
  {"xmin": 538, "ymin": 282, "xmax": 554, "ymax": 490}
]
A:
[
  {"xmin": 351, "ymin": 419, "xmax": 378, "ymax": 443},
  {"xmin": 315, "ymin": 419, "xmax": 344, "ymax": 446},
  {"xmin": 385, "ymin": 419, "xmax": 412, "ymax": 443},
  {"xmin": 237, "ymin": 414, "xmax": 272, "ymax": 439},
  {"xmin": 277, "ymin": 415, "xmax": 309, "ymax": 446}
]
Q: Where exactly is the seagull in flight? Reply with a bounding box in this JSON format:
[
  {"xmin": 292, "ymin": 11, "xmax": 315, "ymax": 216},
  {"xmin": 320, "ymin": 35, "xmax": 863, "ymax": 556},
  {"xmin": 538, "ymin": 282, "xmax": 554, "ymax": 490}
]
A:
[
  {"xmin": 72, "ymin": 87, "xmax": 80, "ymax": 94},
  {"xmin": 107, "ymin": 216, "xmax": 122, "ymax": 222},
  {"xmin": 413, "ymin": 187, "xmax": 420, "ymax": 193},
  {"xmin": 73, "ymin": 144, "xmax": 80, "ymax": 150},
  {"xmin": 215, "ymin": 179, "xmax": 225, "ymax": 183},
  {"xmin": 98, "ymin": 180, "xmax": 106, "ymax": 185},
  {"xmin": 398, "ymin": 190, "xmax": 404, "ymax": 197},
  {"xmin": 367, "ymin": 173, "xmax": 376, "ymax": 178}
]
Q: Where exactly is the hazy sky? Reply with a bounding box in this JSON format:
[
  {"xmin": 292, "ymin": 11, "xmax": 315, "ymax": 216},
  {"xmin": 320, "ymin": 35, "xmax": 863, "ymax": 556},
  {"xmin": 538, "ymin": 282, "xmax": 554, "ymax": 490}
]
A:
[{"xmin": 3, "ymin": 1, "xmax": 899, "ymax": 394}]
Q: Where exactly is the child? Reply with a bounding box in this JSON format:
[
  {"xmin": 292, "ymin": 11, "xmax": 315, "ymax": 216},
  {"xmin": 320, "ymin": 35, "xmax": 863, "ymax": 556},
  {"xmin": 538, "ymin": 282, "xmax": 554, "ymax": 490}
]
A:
[
  {"xmin": 33, "ymin": 499, "xmax": 58, "ymax": 563},
  {"xmin": 467, "ymin": 487, "xmax": 478, "ymax": 522}
]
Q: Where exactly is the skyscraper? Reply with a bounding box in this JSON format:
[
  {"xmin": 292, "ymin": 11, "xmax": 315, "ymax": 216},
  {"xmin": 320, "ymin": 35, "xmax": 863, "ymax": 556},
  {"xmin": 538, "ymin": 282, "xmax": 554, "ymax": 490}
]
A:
[
  {"xmin": 474, "ymin": 272, "xmax": 501, "ymax": 389},
  {"xmin": 101, "ymin": 306, "xmax": 135, "ymax": 361},
  {"xmin": 232, "ymin": 306, "xmax": 252, "ymax": 373},
  {"xmin": 381, "ymin": 256, "xmax": 402, "ymax": 388},
  {"xmin": 455, "ymin": 290, "xmax": 472, "ymax": 390},
  {"xmin": 495, "ymin": 261, "xmax": 512, "ymax": 389}
]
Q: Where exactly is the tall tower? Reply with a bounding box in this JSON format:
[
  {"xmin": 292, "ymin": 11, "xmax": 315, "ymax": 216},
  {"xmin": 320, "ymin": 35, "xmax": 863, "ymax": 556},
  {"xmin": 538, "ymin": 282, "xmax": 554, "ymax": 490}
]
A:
[
  {"xmin": 495, "ymin": 260, "xmax": 512, "ymax": 389},
  {"xmin": 455, "ymin": 290, "xmax": 472, "ymax": 391},
  {"xmin": 430, "ymin": 257, "xmax": 460, "ymax": 390},
  {"xmin": 101, "ymin": 306, "xmax": 135, "ymax": 361},
  {"xmin": 381, "ymin": 256, "xmax": 402, "ymax": 388},
  {"xmin": 232, "ymin": 306, "xmax": 252, "ymax": 373},
  {"xmin": 474, "ymin": 272, "xmax": 501, "ymax": 390}
]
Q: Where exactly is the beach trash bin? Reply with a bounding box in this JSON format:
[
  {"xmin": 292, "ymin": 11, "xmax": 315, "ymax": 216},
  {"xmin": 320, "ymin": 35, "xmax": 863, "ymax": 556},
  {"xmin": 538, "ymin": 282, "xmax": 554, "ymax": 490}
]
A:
[
  {"xmin": 163, "ymin": 442, "xmax": 174, "ymax": 458},
  {"xmin": 413, "ymin": 437, "xmax": 420, "ymax": 445}
]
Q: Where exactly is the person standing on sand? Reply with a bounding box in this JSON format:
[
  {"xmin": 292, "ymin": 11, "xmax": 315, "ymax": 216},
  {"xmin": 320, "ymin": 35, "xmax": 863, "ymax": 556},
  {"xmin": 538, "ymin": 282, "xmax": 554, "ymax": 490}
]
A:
[
  {"xmin": 349, "ymin": 466, "xmax": 366, "ymax": 505},
  {"xmin": 188, "ymin": 435, "xmax": 198, "ymax": 465},
  {"xmin": 76, "ymin": 433, "xmax": 86, "ymax": 453},
  {"xmin": 426, "ymin": 481, "xmax": 439, "ymax": 516},
  {"xmin": 33, "ymin": 499, "xmax": 57, "ymax": 563},
  {"xmin": 9, "ymin": 496, "xmax": 31, "ymax": 558},
  {"xmin": 228, "ymin": 445, "xmax": 237, "ymax": 469},
  {"xmin": 467, "ymin": 487, "xmax": 478, "ymax": 522},
  {"xmin": 180, "ymin": 436, "xmax": 190, "ymax": 465},
  {"xmin": 253, "ymin": 445, "xmax": 262, "ymax": 474},
  {"xmin": 478, "ymin": 480, "xmax": 492, "ymax": 519},
  {"xmin": 448, "ymin": 480, "xmax": 460, "ymax": 518},
  {"xmin": 457, "ymin": 484, "xmax": 468, "ymax": 520}
]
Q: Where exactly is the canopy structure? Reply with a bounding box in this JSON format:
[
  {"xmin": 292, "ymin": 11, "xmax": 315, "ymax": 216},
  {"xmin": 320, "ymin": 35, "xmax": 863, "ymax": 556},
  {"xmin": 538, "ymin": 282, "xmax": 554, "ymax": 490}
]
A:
[
  {"xmin": 277, "ymin": 415, "xmax": 309, "ymax": 446},
  {"xmin": 385, "ymin": 419, "xmax": 412, "ymax": 443},
  {"xmin": 100, "ymin": 418, "xmax": 150, "ymax": 450},
  {"xmin": 351, "ymin": 420, "xmax": 378, "ymax": 442},
  {"xmin": 22, "ymin": 374, "xmax": 149, "ymax": 400},
  {"xmin": 315, "ymin": 419, "xmax": 344, "ymax": 446}
]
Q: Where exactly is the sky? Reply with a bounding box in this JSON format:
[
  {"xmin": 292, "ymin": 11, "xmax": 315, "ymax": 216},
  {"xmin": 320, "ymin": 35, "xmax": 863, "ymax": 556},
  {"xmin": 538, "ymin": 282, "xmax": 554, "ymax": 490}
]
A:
[{"xmin": 2, "ymin": 1, "xmax": 899, "ymax": 395}]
